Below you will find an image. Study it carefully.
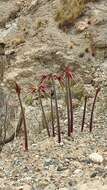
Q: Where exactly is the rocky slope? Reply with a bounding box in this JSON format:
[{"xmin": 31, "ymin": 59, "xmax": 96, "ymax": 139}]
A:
[{"xmin": 0, "ymin": 0, "xmax": 107, "ymax": 189}]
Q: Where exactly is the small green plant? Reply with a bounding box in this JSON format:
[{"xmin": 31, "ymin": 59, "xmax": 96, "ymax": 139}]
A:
[
  {"xmin": 25, "ymin": 95, "xmax": 33, "ymax": 106},
  {"xmin": 55, "ymin": 0, "xmax": 85, "ymax": 31},
  {"xmin": 55, "ymin": 0, "xmax": 97, "ymax": 31}
]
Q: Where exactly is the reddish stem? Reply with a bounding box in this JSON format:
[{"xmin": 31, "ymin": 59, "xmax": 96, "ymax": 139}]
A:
[
  {"xmin": 38, "ymin": 90, "xmax": 50, "ymax": 137},
  {"xmin": 89, "ymin": 87, "xmax": 101, "ymax": 132},
  {"xmin": 52, "ymin": 78, "xmax": 61, "ymax": 143},
  {"xmin": 81, "ymin": 96, "xmax": 87, "ymax": 132},
  {"xmin": 18, "ymin": 94, "xmax": 28, "ymax": 151},
  {"xmin": 65, "ymin": 77, "xmax": 71, "ymax": 137},
  {"xmin": 68, "ymin": 82, "xmax": 73, "ymax": 133},
  {"xmin": 50, "ymin": 91, "xmax": 55, "ymax": 137}
]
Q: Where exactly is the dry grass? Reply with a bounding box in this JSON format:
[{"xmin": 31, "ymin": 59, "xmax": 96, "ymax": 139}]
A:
[{"xmin": 55, "ymin": 0, "xmax": 97, "ymax": 31}]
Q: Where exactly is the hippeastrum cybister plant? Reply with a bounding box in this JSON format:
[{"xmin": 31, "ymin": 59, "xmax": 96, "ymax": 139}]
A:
[
  {"xmin": 41, "ymin": 74, "xmax": 56, "ymax": 137},
  {"xmin": 50, "ymin": 89, "xmax": 55, "ymax": 137},
  {"xmin": 48, "ymin": 73, "xmax": 65, "ymax": 141},
  {"xmin": 65, "ymin": 76, "xmax": 71, "ymax": 136},
  {"xmin": 89, "ymin": 87, "xmax": 101, "ymax": 132},
  {"xmin": 53, "ymin": 73, "xmax": 65, "ymax": 89},
  {"xmin": 38, "ymin": 82, "xmax": 51, "ymax": 137},
  {"xmin": 64, "ymin": 66, "xmax": 74, "ymax": 136},
  {"xmin": 14, "ymin": 81, "xmax": 28, "ymax": 151},
  {"xmin": 69, "ymin": 84, "xmax": 73, "ymax": 133},
  {"xmin": 51, "ymin": 75, "xmax": 61, "ymax": 143},
  {"xmin": 81, "ymin": 96, "xmax": 87, "ymax": 132},
  {"xmin": 42, "ymin": 73, "xmax": 62, "ymax": 142}
]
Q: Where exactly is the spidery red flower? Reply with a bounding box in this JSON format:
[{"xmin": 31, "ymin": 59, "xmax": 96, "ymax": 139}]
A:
[
  {"xmin": 39, "ymin": 83, "xmax": 49, "ymax": 94},
  {"xmin": 40, "ymin": 75, "xmax": 49, "ymax": 84},
  {"xmin": 65, "ymin": 66, "xmax": 73, "ymax": 80}
]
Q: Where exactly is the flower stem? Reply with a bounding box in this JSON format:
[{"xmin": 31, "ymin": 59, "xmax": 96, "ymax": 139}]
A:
[
  {"xmin": 50, "ymin": 91, "xmax": 55, "ymax": 137},
  {"xmin": 65, "ymin": 77, "xmax": 71, "ymax": 136},
  {"xmin": 17, "ymin": 94, "xmax": 28, "ymax": 151},
  {"xmin": 89, "ymin": 87, "xmax": 101, "ymax": 132},
  {"xmin": 38, "ymin": 90, "xmax": 50, "ymax": 137},
  {"xmin": 68, "ymin": 82, "xmax": 73, "ymax": 133},
  {"xmin": 81, "ymin": 96, "xmax": 87, "ymax": 132},
  {"xmin": 52, "ymin": 78, "xmax": 61, "ymax": 143}
]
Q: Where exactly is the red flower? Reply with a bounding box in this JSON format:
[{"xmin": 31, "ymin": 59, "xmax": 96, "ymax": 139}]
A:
[
  {"xmin": 40, "ymin": 75, "xmax": 49, "ymax": 84},
  {"xmin": 65, "ymin": 66, "xmax": 73, "ymax": 80},
  {"xmin": 39, "ymin": 83, "xmax": 48, "ymax": 94},
  {"xmin": 53, "ymin": 74, "xmax": 64, "ymax": 87}
]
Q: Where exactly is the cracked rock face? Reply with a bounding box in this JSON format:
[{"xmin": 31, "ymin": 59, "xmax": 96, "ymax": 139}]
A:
[{"xmin": 0, "ymin": 86, "xmax": 18, "ymax": 143}]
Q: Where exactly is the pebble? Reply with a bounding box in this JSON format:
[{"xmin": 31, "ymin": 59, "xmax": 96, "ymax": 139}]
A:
[
  {"xmin": 44, "ymin": 158, "xmax": 54, "ymax": 166},
  {"xmin": 57, "ymin": 165, "xmax": 67, "ymax": 171},
  {"xmin": 59, "ymin": 142, "xmax": 64, "ymax": 147},
  {"xmin": 73, "ymin": 169, "xmax": 84, "ymax": 177},
  {"xmin": 90, "ymin": 172, "xmax": 98, "ymax": 178},
  {"xmin": 89, "ymin": 153, "xmax": 103, "ymax": 163}
]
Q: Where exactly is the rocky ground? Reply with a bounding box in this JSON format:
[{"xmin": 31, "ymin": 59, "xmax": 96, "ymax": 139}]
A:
[{"xmin": 0, "ymin": 0, "xmax": 107, "ymax": 189}]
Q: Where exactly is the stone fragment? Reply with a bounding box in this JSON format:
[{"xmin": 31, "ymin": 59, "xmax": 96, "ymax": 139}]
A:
[
  {"xmin": 89, "ymin": 153, "xmax": 103, "ymax": 163},
  {"xmin": 73, "ymin": 169, "xmax": 84, "ymax": 177}
]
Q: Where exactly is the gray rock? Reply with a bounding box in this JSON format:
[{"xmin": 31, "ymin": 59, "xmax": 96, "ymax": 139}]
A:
[
  {"xmin": 73, "ymin": 169, "xmax": 84, "ymax": 177},
  {"xmin": 90, "ymin": 172, "xmax": 98, "ymax": 178},
  {"xmin": 89, "ymin": 153, "xmax": 104, "ymax": 163},
  {"xmin": 44, "ymin": 158, "xmax": 54, "ymax": 166},
  {"xmin": 0, "ymin": 1, "xmax": 20, "ymax": 28},
  {"xmin": 57, "ymin": 165, "xmax": 67, "ymax": 171}
]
